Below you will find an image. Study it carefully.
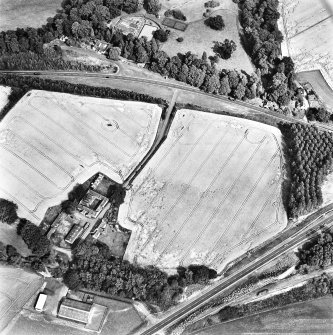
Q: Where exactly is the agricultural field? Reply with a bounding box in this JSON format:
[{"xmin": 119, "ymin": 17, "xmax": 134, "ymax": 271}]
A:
[
  {"xmin": 160, "ymin": 0, "xmax": 254, "ymax": 73},
  {"xmin": 0, "ymin": 265, "xmax": 43, "ymax": 333},
  {"xmin": 190, "ymin": 296, "xmax": 333, "ymax": 334},
  {"xmin": 0, "ymin": 0, "xmax": 63, "ymax": 31},
  {"xmin": 0, "ymin": 86, "xmax": 11, "ymax": 113},
  {"xmin": 122, "ymin": 109, "xmax": 287, "ymax": 272},
  {"xmin": 279, "ymin": 0, "xmax": 333, "ymax": 89},
  {"xmin": 0, "ymin": 90, "xmax": 161, "ymax": 223}
]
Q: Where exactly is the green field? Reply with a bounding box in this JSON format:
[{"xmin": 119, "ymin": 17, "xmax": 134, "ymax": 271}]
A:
[
  {"xmin": 0, "ymin": 0, "xmax": 63, "ymax": 31},
  {"xmin": 189, "ymin": 296, "xmax": 333, "ymax": 334}
]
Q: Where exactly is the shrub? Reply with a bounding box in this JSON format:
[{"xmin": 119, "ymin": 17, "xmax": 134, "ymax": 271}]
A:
[
  {"xmin": 205, "ymin": 1, "xmax": 220, "ymax": 8},
  {"xmin": 176, "ymin": 37, "xmax": 184, "ymax": 42},
  {"xmin": 204, "ymin": 15, "xmax": 225, "ymax": 30}
]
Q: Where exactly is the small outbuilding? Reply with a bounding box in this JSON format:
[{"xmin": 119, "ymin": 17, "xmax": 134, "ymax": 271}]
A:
[{"xmin": 35, "ymin": 293, "xmax": 47, "ymax": 312}]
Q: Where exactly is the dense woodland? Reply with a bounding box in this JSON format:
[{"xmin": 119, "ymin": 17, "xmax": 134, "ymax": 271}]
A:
[
  {"xmin": 279, "ymin": 123, "xmax": 333, "ymax": 218},
  {"xmin": 64, "ymin": 239, "xmax": 217, "ymax": 310},
  {"xmin": 236, "ymin": 0, "xmax": 298, "ymax": 105},
  {"xmin": 218, "ymin": 273, "xmax": 333, "ymax": 322},
  {"xmin": 299, "ymin": 233, "xmax": 333, "ymax": 269}
]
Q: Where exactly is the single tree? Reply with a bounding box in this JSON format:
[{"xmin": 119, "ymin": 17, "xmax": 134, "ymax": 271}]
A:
[{"xmin": 205, "ymin": 15, "xmax": 225, "ymax": 30}]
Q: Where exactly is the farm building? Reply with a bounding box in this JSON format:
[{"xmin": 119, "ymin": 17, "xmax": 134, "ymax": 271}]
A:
[
  {"xmin": 77, "ymin": 189, "xmax": 109, "ymax": 218},
  {"xmin": 58, "ymin": 298, "xmax": 92, "ymax": 324},
  {"xmin": 64, "ymin": 224, "xmax": 83, "ymax": 244}
]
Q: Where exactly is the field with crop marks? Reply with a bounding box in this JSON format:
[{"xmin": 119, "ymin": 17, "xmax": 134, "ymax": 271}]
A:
[
  {"xmin": 0, "ymin": 90, "xmax": 161, "ymax": 223},
  {"xmin": 0, "ymin": 266, "xmax": 43, "ymax": 333},
  {"xmin": 279, "ymin": 0, "xmax": 333, "ymax": 89},
  {"xmin": 122, "ymin": 109, "xmax": 287, "ymax": 272}
]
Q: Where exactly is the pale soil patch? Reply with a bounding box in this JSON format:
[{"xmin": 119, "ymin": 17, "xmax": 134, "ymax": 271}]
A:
[
  {"xmin": 0, "ymin": 86, "xmax": 11, "ymax": 113},
  {"xmin": 279, "ymin": 0, "xmax": 333, "ymax": 87},
  {"xmin": 0, "ymin": 265, "xmax": 43, "ymax": 333},
  {"xmin": 160, "ymin": 0, "xmax": 254, "ymax": 73},
  {"xmin": 322, "ymin": 171, "xmax": 333, "ymax": 205},
  {"xmin": 0, "ymin": 0, "xmax": 63, "ymax": 31},
  {"xmin": 0, "ymin": 223, "xmax": 30, "ymax": 256},
  {"xmin": 0, "ymin": 90, "xmax": 161, "ymax": 223},
  {"xmin": 123, "ymin": 110, "xmax": 287, "ymax": 272}
]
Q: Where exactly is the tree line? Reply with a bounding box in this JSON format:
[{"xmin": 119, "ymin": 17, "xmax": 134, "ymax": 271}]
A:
[
  {"xmin": 64, "ymin": 239, "xmax": 217, "ymax": 310},
  {"xmin": 279, "ymin": 123, "xmax": 333, "ymax": 218}
]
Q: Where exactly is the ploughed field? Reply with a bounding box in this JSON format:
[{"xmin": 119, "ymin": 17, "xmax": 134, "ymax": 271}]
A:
[
  {"xmin": 0, "ymin": 90, "xmax": 161, "ymax": 223},
  {"xmin": 123, "ymin": 110, "xmax": 287, "ymax": 271}
]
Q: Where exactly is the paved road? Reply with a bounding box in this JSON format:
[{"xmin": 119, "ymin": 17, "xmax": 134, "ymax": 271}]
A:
[
  {"xmin": 139, "ymin": 205, "xmax": 333, "ymax": 335},
  {"xmin": 1, "ymin": 70, "xmax": 333, "ymax": 133}
]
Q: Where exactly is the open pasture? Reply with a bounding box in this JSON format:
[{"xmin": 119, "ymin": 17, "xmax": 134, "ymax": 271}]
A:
[
  {"xmin": 160, "ymin": 0, "xmax": 254, "ymax": 73},
  {"xmin": 0, "ymin": 0, "xmax": 63, "ymax": 31},
  {"xmin": 122, "ymin": 110, "xmax": 287, "ymax": 272},
  {"xmin": 279, "ymin": 0, "xmax": 333, "ymax": 88},
  {"xmin": 0, "ymin": 266, "xmax": 43, "ymax": 333},
  {"xmin": 0, "ymin": 90, "xmax": 161, "ymax": 223}
]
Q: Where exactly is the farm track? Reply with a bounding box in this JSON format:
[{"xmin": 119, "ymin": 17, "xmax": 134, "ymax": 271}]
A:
[
  {"xmin": 182, "ymin": 148, "xmax": 279, "ymax": 265},
  {"xmin": 155, "ymin": 134, "xmax": 247, "ymax": 262}
]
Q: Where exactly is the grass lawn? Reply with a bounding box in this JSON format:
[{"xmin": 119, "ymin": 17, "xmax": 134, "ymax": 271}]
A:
[
  {"xmin": 160, "ymin": 0, "xmax": 254, "ymax": 73},
  {"xmin": 0, "ymin": 0, "xmax": 63, "ymax": 31},
  {"xmin": 0, "ymin": 223, "xmax": 30, "ymax": 256}
]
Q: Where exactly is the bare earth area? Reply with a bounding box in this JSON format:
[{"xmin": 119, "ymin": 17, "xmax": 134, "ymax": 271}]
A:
[
  {"xmin": 0, "ymin": 85, "xmax": 11, "ymax": 113},
  {"xmin": 279, "ymin": 0, "xmax": 333, "ymax": 89},
  {"xmin": 0, "ymin": 266, "xmax": 43, "ymax": 333},
  {"xmin": 0, "ymin": 0, "xmax": 63, "ymax": 31},
  {"xmin": 0, "ymin": 90, "xmax": 161, "ymax": 223},
  {"xmin": 160, "ymin": 0, "xmax": 254, "ymax": 73},
  {"xmin": 122, "ymin": 110, "xmax": 287, "ymax": 272}
]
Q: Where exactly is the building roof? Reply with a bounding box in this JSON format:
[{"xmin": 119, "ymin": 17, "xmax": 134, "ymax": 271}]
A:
[
  {"xmin": 35, "ymin": 293, "xmax": 47, "ymax": 311},
  {"xmin": 58, "ymin": 298, "xmax": 92, "ymax": 324},
  {"xmin": 65, "ymin": 224, "xmax": 83, "ymax": 244}
]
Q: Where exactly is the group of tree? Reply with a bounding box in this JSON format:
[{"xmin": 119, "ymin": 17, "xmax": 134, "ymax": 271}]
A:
[
  {"xmin": 213, "ymin": 39, "xmax": 237, "ymax": 59},
  {"xmin": 164, "ymin": 9, "xmax": 187, "ymax": 21},
  {"xmin": 205, "ymin": 1, "xmax": 220, "ymax": 8},
  {"xmin": 63, "ymin": 239, "xmax": 216, "ymax": 310},
  {"xmin": 218, "ymin": 273, "xmax": 333, "ymax": 323},
  {"xmin": 0, "ymin": 198, "xmax": 18, "ymax": 225},
  {"xmin": 299, "ymin": 233, "xmax": 333, "ymax": 269},
  {"xmin": 307, "ymin": 107, "xmax": 332, "ymax": 123},
  {"xmin": 17, "ymin": 219, "xmax": 51, "ymax": 257},
  {"xmin": 144, "ymin": 0, "xmax": 162, "ymax": 15},
  {"xmin": 204, "ymin": 15, "xmax": 225, "ymax": 30},
  {"xmin": 279, "ymin": 123, "xmax": 333, "ymax": 218}
]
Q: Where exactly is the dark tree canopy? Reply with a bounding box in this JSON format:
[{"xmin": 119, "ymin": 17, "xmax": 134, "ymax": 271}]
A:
[
  {"xmin": 279, "ymin": 123, "xmax": 333, "ymax": 218},
  {"xmin": 205, "ymin": 15, "xmax": 225, "ymax": 30},
  {"xmin": 0, "ymin": 198, "xmax": 18, "ymax": 225},
  {"xmin": 213, "ymin": 39, "xmax": 237, "ymax": 59},
  {"xmin": 153, "ymin": 29, "xmax": 169, "ymax": 42}
]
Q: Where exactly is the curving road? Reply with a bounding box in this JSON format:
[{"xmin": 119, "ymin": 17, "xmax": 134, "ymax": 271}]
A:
[{"xmin": 1, "ymin": 70, "xmax": 333, "ymax": 133}]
